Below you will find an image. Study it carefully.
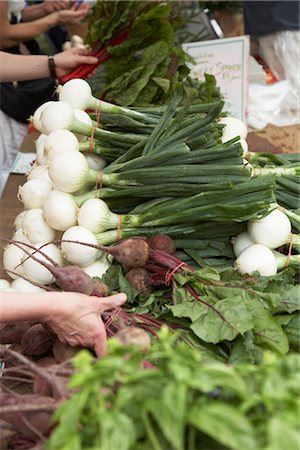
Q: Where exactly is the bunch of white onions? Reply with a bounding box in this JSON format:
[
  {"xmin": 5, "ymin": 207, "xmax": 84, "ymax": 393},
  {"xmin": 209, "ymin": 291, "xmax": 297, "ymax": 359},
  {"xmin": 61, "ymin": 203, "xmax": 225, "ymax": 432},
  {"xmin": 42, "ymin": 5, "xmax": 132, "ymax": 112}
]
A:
[
  {"xmin": 2, "ymin": 86, "xmax": 117, "ymax": 289},
  {"xmin": 233, "ymin": 208, "xmax": 299, "ymax": 276}
]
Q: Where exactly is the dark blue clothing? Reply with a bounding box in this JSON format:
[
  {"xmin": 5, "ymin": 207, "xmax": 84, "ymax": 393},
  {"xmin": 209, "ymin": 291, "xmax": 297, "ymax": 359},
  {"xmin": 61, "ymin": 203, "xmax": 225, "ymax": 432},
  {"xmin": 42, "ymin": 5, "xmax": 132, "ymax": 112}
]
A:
[{"xmin": 243, "ymin": 1, "xmax": 300, "ymax": 36}]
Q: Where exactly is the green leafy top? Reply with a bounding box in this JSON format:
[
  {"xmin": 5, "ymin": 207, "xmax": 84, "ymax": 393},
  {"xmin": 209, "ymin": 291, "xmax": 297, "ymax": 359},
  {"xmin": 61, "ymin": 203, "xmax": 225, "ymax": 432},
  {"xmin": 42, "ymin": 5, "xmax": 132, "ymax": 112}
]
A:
[
  {"xmin": 47, "ymin": 328, "xmax": 300, "ymax": 450},
  {"xmin": 85, "ymin": 1, "xmax": 222, "ymax": 106}
]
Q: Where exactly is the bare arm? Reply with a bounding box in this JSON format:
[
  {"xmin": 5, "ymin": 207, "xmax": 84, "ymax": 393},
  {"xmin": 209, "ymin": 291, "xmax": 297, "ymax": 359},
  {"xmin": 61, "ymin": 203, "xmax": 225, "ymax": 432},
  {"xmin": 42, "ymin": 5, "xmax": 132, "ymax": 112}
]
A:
[
  {"xmin": 0, "ymin": 48, "xmax": 98, "ymax": 82},
  {"xmin": 0, "ymin": 1, "xmax": 89, "ymax": 49},
  {"xmin": 0, "ymin": 291, "xmax": 126, "ymax": 357},
  {"xmin": 21, "ymin": 0, "xmax": 71, "ymax": 22}
]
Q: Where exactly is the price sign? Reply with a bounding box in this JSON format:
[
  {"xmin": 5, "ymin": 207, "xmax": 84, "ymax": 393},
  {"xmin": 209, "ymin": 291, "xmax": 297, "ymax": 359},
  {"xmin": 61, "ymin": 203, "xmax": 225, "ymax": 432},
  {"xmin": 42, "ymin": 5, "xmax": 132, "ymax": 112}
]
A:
[{"xmin": 183, "ymin": 36, "xmax": 250, "ymax": 122}]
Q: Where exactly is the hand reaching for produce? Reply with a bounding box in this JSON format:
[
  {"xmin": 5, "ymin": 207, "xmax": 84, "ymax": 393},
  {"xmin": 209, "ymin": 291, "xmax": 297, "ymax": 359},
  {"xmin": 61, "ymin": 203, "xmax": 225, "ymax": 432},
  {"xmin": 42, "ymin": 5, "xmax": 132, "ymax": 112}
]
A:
[{"xmin": 0, "ymin": 291, "xmax": 127, "ymax": 357}]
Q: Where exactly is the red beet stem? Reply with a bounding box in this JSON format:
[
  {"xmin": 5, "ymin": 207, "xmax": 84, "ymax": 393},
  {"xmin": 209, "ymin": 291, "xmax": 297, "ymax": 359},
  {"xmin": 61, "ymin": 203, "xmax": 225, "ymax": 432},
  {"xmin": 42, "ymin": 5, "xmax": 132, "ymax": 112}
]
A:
[{"xmin": 149, "ymin": 249, "xmax": 195, "ymax": 272}]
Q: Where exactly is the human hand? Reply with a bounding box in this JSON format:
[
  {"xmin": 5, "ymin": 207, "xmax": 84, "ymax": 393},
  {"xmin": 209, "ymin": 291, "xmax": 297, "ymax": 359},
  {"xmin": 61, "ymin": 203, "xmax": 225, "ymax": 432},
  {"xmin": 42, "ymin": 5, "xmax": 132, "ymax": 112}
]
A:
[
  {"xmin": 45, "ymin": 292, "xmax": 127, "ymax": 357},
  {"xmin": 43, "ymin": 0, "xmax": 72, "ymax": 15},
  {"xmin": 54, "ymin": 2, "xmax": 89, "ymax": 25},
  {"xmin": 54, "ymin": 47, "xmax": 98, "ymax": 78}
]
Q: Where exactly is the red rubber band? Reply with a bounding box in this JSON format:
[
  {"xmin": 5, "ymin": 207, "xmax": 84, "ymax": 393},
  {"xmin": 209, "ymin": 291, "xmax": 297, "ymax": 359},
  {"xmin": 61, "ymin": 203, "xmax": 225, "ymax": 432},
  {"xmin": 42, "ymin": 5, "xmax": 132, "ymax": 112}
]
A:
[
  {"xmin": 165, "ymin": 262, "xmax": 185, "ymax": 286},
  {"xmin": 117, "ymin": 215, "xmax": 123, "ymax": 241},
  {"xmin": 96, "ymin": 107, "xmax": 101, "ymax": 128},
  {"xmin": 285, "ymin": 236, "xmax": 293, "ymax": 268},
  {"xmin": 90, "ymin": 126, "xmax": 95, "ymax": 153},
  {"xmin": 104, "ymin": 307, "xmax": 121, "ymax": 330}
]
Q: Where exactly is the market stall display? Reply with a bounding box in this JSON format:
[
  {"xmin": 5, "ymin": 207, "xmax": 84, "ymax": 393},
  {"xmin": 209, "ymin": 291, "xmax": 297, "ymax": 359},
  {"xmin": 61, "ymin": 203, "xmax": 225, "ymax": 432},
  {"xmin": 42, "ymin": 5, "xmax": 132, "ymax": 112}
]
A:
[{"xmin": 0, "ymin": 1, "xmax": 299, "ymax": 448}]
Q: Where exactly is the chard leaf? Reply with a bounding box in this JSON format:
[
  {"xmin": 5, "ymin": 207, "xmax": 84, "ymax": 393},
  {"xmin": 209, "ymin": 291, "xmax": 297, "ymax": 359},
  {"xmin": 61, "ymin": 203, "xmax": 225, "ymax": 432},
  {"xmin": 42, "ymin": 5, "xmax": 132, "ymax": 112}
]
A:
[
  {"xmin": 274, "ymin": 285, "xmax": 300, "ymax": 313},
  {"xmin": 228, "ymin": 334, "xmax": 264, "ymax": 365},
  {"xmin": 188, "ymin": 400, "xmax": 257, "ymax": 450},
  {"xmin": 281, "ymin": 314, "xmax": 300, "ymax": 351},
  {"xmin": 245, "ymin": 298, "xmax": 289, "ymax": 354},
  {"xmin": 151, "ymin": 77, "xmax": 170, "ymax": 93},
  {"xmin": 102, "ymin": 265, "xmax": 139, "ymax": 301},
  {"xmin": 107, "ymin": 41, "xmax": 169, "ymax": 105},
  {"xmin": 170, "ymin": 290, "xmax": 253, "ymax": 343}
]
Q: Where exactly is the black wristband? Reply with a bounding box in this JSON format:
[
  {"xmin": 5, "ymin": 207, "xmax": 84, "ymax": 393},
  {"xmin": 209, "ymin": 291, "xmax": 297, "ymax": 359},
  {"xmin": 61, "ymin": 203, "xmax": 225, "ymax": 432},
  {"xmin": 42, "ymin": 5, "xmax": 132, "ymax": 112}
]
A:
[{"xmin": 48, "ymin": 56, "xmax": 57, "ymax": 79}]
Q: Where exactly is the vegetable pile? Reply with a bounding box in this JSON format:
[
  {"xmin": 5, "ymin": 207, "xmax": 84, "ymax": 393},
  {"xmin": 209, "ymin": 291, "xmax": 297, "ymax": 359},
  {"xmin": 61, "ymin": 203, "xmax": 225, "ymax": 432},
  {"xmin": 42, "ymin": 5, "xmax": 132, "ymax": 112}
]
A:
[{"xmin": 1, "ymin": 76, "xmax": 299, "ymax": 448}]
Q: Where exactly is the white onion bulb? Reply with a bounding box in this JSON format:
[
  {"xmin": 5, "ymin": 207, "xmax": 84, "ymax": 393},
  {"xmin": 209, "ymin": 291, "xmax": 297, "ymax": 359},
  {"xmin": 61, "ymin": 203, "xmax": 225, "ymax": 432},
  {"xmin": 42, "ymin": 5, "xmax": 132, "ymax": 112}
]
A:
[
  {"xmin": 232, "ymin": 231, "xmax": 254, "ymax": 257},
  {"xmin": 3, "ymin": 243, "xmax": 26, "ymax": 279},
  {"xmin": 43, "ymin": 190, "xmax": 78, "ymax": 231},
  {"xmin": 27, "ymin": 164, "xmax": 52, "ymax": 184},
  {"xmin": 23, "ymin": 243, "xmax": 64, "ymax": 285},
  {"xmin": 44, "ymin": 129, "xmax": 79, "ymax": 161},
  {"xmin": 235, "ymin": 244, "xmax": 277, "ymax": 276},
  {"xmin": 18, "ymin": 179, "xmax": 53, "ymax": 209},
  {"xmin": 78, "ymin": 198, "xmax": 118, "ymax": 233},
  {"xmin": 58, "ymin": 79, "xmax": 92, "ymax": 110},
  {"xmin": 248, "ymin": 209, "xmax": 292, "ymax": 249},
  {"xmin": 48, "ymin": 150, "xmax": 90, "ymax": 193},
  {"xmin": 219, "ymin": 117, "xmax": 248, "ymax": 141},
  {"xmin": 0, "ymin": 279, "xmax": 11, "ymax": 290},
  {"xmin": 61, "ymin": 226, "xmax": 100, "ymax": 266},
  {"xmin": 83, "ymin": 257, "xmax": 112, "ymax": 278},
  {"xmin": 22, "ymin": 208, "xmax": 56, "ymax": 244},
  {"xmin": 33, "ymin": 102, "xmax": 56, "ymax": 133},
  {"xmin": 11, "ymin": 278, "xmax": 45, "ymax": 293},
  {"xmin": 14, "ymin": 211, "xmax": 27, "ymax": 230}
]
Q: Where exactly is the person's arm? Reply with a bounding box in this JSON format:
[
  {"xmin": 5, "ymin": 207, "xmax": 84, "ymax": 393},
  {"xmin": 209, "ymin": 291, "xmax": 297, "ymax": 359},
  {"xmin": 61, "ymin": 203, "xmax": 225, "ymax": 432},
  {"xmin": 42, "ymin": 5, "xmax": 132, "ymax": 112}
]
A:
[
  {"xmin": 0, "ymin": 291, "xmax": 127, "ymax": 357},
  {"xmin": 0, "ymin": 1, "xmax": 89, "ymax": 49},
  {"xmin": 0, "ymin": 48, "xmax": 98, "ymax": 82},
  {"xmin": 21, "ymin": 0, "xmax": 71, "ymax": 22}
]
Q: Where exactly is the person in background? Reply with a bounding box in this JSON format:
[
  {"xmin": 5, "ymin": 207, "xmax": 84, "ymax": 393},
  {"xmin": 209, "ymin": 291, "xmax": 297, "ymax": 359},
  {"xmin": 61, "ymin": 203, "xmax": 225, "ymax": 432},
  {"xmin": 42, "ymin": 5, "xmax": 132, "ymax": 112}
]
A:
[
  {"xmin": 243, "ymin": 0, "xmax": 300, "ymax": 87},
  {"xmin": 0, "ymin": 47, "xmax": 97, "ymax": 82},
  {"xmin": 0, "ymin": 0, "xmax": 89, "ymax": 49},
  {"xmin": 0, "ymin": 0, "xmax": 90, "ymax": 195},
  {"xmin": 1, "ymin": 291, "xmax": 127, "ymax": 357}
]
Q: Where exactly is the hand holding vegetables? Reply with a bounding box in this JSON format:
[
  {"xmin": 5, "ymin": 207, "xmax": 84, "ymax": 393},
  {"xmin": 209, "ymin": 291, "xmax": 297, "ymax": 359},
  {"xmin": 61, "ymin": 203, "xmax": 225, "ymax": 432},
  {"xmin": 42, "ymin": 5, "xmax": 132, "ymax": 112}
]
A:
[{"xmin": 1, "ymin": 291, "xmax": 127, "ymax": 357}]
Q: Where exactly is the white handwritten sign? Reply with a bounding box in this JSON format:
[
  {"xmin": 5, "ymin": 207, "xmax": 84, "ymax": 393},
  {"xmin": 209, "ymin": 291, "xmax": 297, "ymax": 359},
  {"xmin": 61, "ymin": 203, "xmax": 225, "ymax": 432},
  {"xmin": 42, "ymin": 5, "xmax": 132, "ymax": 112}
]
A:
[{"xmin": 182, "ymin": 36, "xmax": 250, "ymax": 122}]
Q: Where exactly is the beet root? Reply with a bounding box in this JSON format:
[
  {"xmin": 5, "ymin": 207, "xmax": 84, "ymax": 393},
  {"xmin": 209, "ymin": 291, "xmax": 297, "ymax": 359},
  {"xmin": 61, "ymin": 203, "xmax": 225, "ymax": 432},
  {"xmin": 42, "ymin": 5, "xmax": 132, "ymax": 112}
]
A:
[
  {"xmin": 125, "ymin": 268, "xmax": 153, "ymax": 295},
  {"xmin": 115, "ymin": 326, "xmax": 151, "ymax": 353},
  {"xmin": 51, "ymin": 265, "xmax": 95, "ymax": 294},
  {"xmin": 90, "ymin": 278, "xmax": 109, "ymax": 297},
  {"xmin": 0, "ymin": 393, "xmax": 57, "ymax": 441},
  {"xmin": 0, "ymin": 322, "xmax": 33, "ymax": 345},
  {"xmin": 147, "ymin": 234, "xmax": 176, "ymax": 255},
  {"xmin": 52, "ymin": 338, "xmax": 81, "ymax": 364},
  {"xmin": 33, "ymin": 357, "xmax": 57, "ymax": 397},
  {"xmin": 108, "ymin": 238, "xmax": 149, "ymax": 269},
  {"xmin": 20, "ymin": 323, "xmax": 53, "ymax": 357}
]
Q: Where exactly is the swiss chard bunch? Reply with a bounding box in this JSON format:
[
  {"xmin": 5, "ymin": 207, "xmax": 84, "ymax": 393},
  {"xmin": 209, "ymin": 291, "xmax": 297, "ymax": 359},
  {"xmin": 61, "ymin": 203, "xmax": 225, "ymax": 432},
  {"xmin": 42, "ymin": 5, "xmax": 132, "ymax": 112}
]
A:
[
  {"xmin": 85, "ymin": 1, "xmax": 222, "ymax": 106},
  {"xmin": 47, "ymin": 328, "xmax": 300, "ymax": 450}
]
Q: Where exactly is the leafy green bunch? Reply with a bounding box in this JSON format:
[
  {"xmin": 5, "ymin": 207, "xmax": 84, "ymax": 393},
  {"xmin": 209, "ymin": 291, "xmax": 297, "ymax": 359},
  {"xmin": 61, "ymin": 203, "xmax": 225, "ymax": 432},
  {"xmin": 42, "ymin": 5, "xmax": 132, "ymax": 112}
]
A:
[
  {"xmin": 103, "ymin": 264, "xmax": 299, "ymax": 364},
  {"xmin": 47, "ymin": 328, "xmax": 300, "ymax": 450},
  {"xmin": 85, "ymin": 1, "xmax": 221, "ymax": 106}
]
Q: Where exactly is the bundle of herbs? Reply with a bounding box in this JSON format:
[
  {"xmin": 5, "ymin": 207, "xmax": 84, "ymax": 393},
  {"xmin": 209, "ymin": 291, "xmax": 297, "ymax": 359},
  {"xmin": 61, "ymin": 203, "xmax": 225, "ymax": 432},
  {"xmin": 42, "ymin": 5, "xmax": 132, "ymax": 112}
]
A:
[{"xmin": 46, "ymin": 328, "xmax": 300, "ymax": 450}]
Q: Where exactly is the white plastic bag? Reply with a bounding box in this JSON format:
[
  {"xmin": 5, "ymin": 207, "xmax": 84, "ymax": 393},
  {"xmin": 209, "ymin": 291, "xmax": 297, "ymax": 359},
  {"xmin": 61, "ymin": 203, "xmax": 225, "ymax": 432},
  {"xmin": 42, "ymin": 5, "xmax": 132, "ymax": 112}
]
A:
[{"xmin": 248, "ymin": 81, "xmax": 293, "ymax": 130}]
